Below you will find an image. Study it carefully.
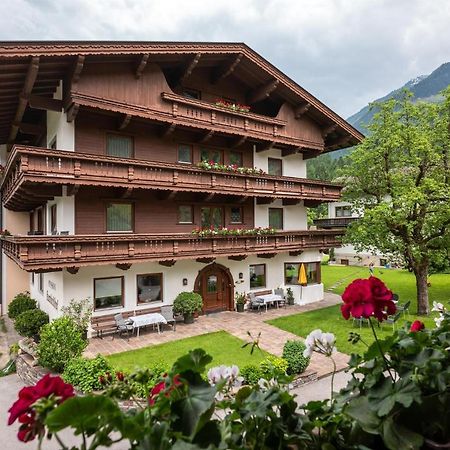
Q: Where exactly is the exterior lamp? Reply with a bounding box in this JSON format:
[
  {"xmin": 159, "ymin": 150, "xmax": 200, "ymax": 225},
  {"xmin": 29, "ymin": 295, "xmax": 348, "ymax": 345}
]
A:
[{"xmin": 182, "ymin": 278, "xmax": 188, "ymax": 286}]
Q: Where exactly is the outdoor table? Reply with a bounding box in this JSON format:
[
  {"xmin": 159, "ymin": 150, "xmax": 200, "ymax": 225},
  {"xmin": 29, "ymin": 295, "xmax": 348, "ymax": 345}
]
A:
[
  {"xmin": 255, "ymin": 294, "xmax": 284, "ymax": 312},
  {"xmin": 130, "ymin": 313, "xmax": 167, "ymax": 337}
]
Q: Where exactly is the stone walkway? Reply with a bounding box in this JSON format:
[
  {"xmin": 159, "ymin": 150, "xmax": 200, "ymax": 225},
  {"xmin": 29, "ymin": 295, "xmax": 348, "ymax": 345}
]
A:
[{"xmin": 86, "ymin": 293, "xmax": 349, "ymax": 378}]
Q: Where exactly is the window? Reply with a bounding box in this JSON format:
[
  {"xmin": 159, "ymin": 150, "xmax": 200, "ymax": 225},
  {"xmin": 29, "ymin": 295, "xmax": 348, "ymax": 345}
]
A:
[
  {"xmin": 207, "ymin": 275, "xmax": 218, "ymax": 293},
  {"xmin": 106, "ymin": 134, "xmax": 133, "ymax": 158},
  {"xmin": 50, "ymin": 204, "xmax": 57, "ymax": 234},
  {"xmin": 229, "ymin": 151, "xmax": 243, "ymax": 167},
  {"xmin": 31, "ymin": 272, "xmax": 35, "ymax": 285},
  {"xmin": 106, "ymin": 203, "xmax": 133, "ymax": 232},
  {"xmin": 49, "ymin": 137, "xmax": 57, "ymax": 149},
  {"xmin": 284, "ymin": 262, "xmax": 321, "ymax": 285},
  {"xmin": 269, "ymin": 208, "xmax": 283, "ymax": 230},
  {"xmin": 200, "ymin": 148, "xmax": 222, "ymax": 164},
  {"xmin": 230, "ymin": 206, "xmax": 243, "ymax": 224},
  {"xmin": 178, "ymin": 144, "xmax": 193, "ymax": 164},
  {"xmin": 201, "ymin": 207, "xmax": 223, "ymax": 229},
  {"xmin": 182, "ymin": 88, "xmax": 201, "ymax": 100},
  {"xmin": 38, "ymin": 273, "xmax": 44, "ymax": 294},
  {"xmin": 268, "ymin": 158, "xmax": 282, "ymax": 176},
  {"xmin": 137, "ymin": 273, "xmax": 163, "ymax": 303},
  {"xmin": 178, "ymin": 205, "xmax": 193, "ymax": 224},
  {"xmin": 94, "ymin": 277, "xmax": 124, "ymax": 310},
  {"xmin": 250, "ymin": 264, "xmax": 266, "ymax": 289},
  {"xmin": 335, "ymin": 206, "xmax": 352, "ymax": 217}
]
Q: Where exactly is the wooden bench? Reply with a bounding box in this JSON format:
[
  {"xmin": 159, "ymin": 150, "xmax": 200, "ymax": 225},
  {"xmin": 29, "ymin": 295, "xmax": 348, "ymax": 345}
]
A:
[
  {"xmin": 91, "ymin": 307, "xmax": 168, "ymax": 338},
  {"xmin": 91, "ymin": 311, "xmax": 134, "ymax": 339}
]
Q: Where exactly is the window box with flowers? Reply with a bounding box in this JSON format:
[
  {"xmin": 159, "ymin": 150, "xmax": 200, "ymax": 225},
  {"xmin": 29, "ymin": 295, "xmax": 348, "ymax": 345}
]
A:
[
  {"xmin": 214, "ymin": 98, "xmax": 251, "ymax": 113},
  {"xmin": 191, "ymin": 227, "xmax": 276, "ymax": 238},
  {"xmin": 197, "ymin": 161, "xmax": 266, "ymax": 176}
]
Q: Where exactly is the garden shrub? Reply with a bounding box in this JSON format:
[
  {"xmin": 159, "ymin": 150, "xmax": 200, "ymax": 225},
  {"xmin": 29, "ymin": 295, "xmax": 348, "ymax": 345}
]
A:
[
  {"xmin": 282, "ymin": 340, "xmax": 310, "ymax": 374},
  {"xmin": 62, "ymin": 355, "xmax": 113, "ymax": 393},
  {"xmin": 8, "ymin": 292, "xmax": 36, "ymax": 319},
  {"xmin": 240, "ymin": 364, "xmax": 264, "ymax": 385},
  {"xmin": 14, "ymin": 309, "xmax": 49, "ymax": 338},
  {"xmin": 259, "ymin": 355, "xmax": 289, "ymax": 379},
  {"xmin": 38, "ymin": 317, "xmax": 87, "ymax": 373},
  {"xmin": 172, "ymin": 291, "xmax": 203, "ymax": 316}
]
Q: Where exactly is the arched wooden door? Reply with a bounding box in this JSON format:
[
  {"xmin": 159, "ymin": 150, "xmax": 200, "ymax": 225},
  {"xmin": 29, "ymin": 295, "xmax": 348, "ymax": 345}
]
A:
[{"xmin": 195, "ymin": 263, "xmax": 234, "ymax": 313}]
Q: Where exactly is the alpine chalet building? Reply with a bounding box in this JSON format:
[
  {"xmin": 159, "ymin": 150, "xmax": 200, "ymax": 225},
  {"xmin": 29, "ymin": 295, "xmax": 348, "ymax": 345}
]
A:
[{"xmin": 0, "ymin": 42, "xmax": 363, "ymax": 321}]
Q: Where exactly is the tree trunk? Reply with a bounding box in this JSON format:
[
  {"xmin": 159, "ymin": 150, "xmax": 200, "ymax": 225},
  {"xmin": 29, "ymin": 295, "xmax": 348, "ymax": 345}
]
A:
[{"xmin": 414, "ymin": 263, "xmax": 430, "ymax": 315}]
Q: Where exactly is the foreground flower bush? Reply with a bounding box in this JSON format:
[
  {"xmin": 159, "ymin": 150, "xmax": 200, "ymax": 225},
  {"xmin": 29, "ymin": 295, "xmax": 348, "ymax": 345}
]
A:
[{"xmin": 8, "ymin": 279, "xmax": 450, "ymax": 449}]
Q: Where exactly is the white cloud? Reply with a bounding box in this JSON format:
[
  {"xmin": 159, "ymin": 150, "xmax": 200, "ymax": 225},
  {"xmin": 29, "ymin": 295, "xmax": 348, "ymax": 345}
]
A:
[{"xmin": 2, "ymin": 0, "xmax": 450, "ymax": 117}]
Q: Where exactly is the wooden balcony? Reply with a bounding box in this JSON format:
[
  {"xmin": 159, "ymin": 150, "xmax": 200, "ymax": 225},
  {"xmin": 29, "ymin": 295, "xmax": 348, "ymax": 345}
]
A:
[
  {"xmin": 1, "ymin": 229, "xmax": 344, "ymax": 272},
  {"xmin": 70, "ymin": 91, "xmax": 325, "ymax": 151},
  {"xmin": 1, "ymin": 145, "xmax": 342, "ymax": 211},
  {"xmin": 313, "ymin": 217, "xmax": 357, "ymax": 228}
]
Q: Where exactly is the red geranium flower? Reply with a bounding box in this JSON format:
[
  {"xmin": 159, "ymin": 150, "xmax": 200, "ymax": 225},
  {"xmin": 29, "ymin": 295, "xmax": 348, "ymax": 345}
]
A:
[
  {"xmin": 410, "ymin": 320, "xmax": 425, "ymax": 332},
  {"xmin": 148, "ymin": 374, "xmax": 183, "ymax": 406},
  {"xmin": 341, "ymin": 277, "xmax": 395, "ymax": 322},
  {"xmin": 8, "ymin": 374, "xmax": 74, "ymax": 443}
]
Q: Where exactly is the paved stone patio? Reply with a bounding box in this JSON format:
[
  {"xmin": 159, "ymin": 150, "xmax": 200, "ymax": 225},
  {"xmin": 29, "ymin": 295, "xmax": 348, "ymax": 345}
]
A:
[{"xmin": 86, "ymin": 293, "xmax": 349, "ymax": 378}]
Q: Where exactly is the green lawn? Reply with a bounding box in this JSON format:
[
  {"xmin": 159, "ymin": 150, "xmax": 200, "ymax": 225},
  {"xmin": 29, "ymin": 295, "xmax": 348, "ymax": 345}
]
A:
[
  {"xmin": 107, "ymin": 331, "xmax": 269, "ymax": 371},
  {"xmin": 268, "ymin": 266, "xmax": 449, "ymax": 355}
]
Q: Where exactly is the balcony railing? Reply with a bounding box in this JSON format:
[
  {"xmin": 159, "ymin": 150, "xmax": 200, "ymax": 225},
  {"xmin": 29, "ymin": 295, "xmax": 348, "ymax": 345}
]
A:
[
  {"xmin": 1, "ymin": 146, "xmax": 342, "ymax": 210},
  {"xmin": 1, "ymin": 229, "xmax": 344, "ymax": 272},
  {"xmin": 313, "ymin": 217, "xmax": 357, "ymax": 228}
]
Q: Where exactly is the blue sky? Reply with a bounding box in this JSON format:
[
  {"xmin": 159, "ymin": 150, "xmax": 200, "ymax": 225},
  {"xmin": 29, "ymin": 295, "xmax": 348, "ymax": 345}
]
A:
[{"xmin": 1, "ymin": 0, "xmax": 450, "ymax": 117}]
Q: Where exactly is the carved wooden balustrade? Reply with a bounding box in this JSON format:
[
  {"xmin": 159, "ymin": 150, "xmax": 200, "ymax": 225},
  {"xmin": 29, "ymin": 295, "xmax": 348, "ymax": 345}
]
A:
[
  {"xmin": 1, "ymin": 145, "xmax": 342, "ymax": 210},
  {"xmin": 1, "ymin": 229, "xmax": 344, "ymax": 272},
  {"xmin": 161, "ymin": 92, "xmax": 290, "ymax": 143}
]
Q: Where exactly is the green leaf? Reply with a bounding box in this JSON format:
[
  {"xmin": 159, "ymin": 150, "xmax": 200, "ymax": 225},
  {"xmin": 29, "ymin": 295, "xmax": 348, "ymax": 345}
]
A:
[
  {"xmin": 346, "ymin": 396, "xmax": 381, "ymax": 434},
  {"xmin": 368, "ymin": 377, "xmax": 421, "ymax": 417},
  {"xmin": 172, "ymin": 349, "xmax": 212, "ymax": 375},
  {"xmin": 172, "ymin": 384, "xmax": 216, "ymax": 437},
  {"xmin": 382, "ymin": 416, "xmax": 423, "ymax": 450},
  {"xmin": 45, "ymin": 396, "xmax": 120, "ymax": 434}
]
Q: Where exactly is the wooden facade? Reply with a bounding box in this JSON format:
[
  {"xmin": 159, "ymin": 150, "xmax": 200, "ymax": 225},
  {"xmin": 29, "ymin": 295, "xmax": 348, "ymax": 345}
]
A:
[{"xmin": 0, "ymin": 41, "xmax": 363, "ymax": 275}]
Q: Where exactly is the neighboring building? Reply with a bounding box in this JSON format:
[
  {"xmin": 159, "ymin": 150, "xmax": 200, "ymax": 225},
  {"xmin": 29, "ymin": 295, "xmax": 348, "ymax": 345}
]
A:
[
  {"xmin": 314, "ymin": 201, "xmax": 390, "ymax": 267},
  {"xmin": 0, "ymin": 42, "xmax": 363, "ymax": 320}
]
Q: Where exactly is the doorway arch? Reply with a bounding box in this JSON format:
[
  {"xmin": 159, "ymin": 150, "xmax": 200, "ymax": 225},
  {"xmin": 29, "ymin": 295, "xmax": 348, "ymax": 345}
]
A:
[{"xmin": 194, "ymin": 263, "xmax": 234, "ymax": 313}]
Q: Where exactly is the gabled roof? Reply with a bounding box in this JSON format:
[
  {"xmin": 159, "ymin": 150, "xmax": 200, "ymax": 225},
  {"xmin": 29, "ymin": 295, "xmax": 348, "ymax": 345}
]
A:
[{"xmin": 0, "ymin": 41, "xmax": 364, "ymax": 148}]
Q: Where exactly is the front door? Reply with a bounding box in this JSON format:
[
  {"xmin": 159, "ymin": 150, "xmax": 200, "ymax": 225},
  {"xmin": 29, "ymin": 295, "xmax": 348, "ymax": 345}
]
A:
[{"xmin": 196, "ymin": 264, "xmax": 233, "ymax": 313}]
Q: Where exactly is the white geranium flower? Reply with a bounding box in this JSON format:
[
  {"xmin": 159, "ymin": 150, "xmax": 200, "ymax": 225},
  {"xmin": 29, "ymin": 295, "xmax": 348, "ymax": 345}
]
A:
[
  {"xmin": 435, "ymin": 316, "xmax": 444, "ymax": 328},
  {"xmin": 432, "ymin": 302, "xmax": 445, "ymax": 313},
  {"xmin": 304, "ymin": 329, "xmax": 337, "ymax": 358}
]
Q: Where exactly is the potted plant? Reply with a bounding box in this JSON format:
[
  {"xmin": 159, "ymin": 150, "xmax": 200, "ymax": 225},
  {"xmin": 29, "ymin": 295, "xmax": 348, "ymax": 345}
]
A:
[
  {"xmin": 286, "ymin": 287, "xmax": 295, "ymax": 306},
  {"xmin": 235, "ymin": 292, "xmax": 247, "ymax": 313},
  {"xmin": 172, "ymin": 292, "xmax": 203, "ymax": 324}
]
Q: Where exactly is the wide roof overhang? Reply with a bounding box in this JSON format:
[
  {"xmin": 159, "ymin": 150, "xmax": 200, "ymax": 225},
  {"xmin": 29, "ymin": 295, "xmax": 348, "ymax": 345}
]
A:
[{"xmin": 0, "ymin": 41, "xmax": 364, "ymax": 148}]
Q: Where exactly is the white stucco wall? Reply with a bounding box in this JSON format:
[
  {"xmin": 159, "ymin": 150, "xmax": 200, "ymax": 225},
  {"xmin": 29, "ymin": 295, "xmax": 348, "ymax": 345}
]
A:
[
  {"xmin": 29, "ymin": 271, "xmax": 64, "ymax": 320},
  {"xmin": 253, "ymin": 146, "xmax": 306, "ymax": 178},
  {"xmin": 47, "ymin": 82, "xmax": 74, "ymax": 151},
  {"xmin": 46, "ymin": 193, "xmax": 75, "ymax": 235},
  {"xmin": 254, "ymin": 198, "xmax": 307, "ymax": 231},
  {"xmin": 328, "ymin": 201, "xmax": 359, "ymax": 218},
  {"xmin": 56, "ymin": 250, "xmax": 323, "ymax": 318}
]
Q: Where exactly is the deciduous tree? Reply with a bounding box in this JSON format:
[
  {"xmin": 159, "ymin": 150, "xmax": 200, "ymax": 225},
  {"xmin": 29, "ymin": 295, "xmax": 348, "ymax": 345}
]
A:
[{"xmin": 342, "ymin": 89, "xmax": 450, "ymax": 315}]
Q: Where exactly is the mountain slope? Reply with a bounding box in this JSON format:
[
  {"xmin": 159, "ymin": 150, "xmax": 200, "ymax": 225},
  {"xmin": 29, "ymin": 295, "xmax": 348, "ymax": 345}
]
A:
[{"xmin": 347, "ymin": 62, "xmax": 450, "ymax": 133}]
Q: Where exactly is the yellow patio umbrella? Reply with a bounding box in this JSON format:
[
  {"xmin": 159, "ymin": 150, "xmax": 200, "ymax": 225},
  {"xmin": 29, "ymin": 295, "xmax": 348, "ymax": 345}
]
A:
[{"xmin": 298, "ymin": 263, "xmax": 307, "ymax": 286}]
